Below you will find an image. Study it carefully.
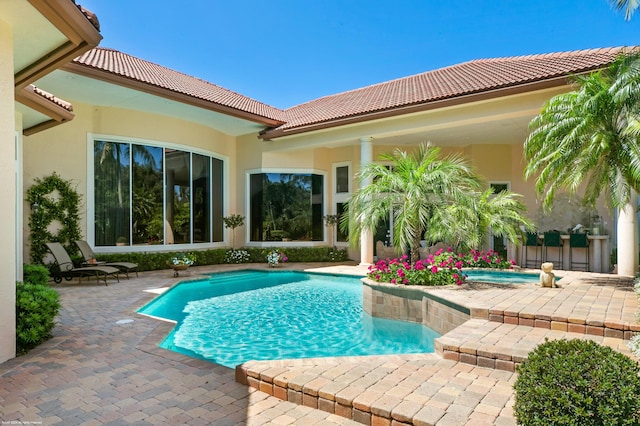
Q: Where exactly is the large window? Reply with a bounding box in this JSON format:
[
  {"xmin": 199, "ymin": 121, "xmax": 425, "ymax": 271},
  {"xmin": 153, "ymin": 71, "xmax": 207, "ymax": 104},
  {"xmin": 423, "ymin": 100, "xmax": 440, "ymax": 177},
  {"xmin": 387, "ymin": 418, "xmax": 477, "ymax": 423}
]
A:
[
  {"xmin": 249, "ymin": 172, "xmax": 324, "ymax": 242},
  {"xmin": 94, "ymin": 139, "xmax": 223, "ymax": 247}
]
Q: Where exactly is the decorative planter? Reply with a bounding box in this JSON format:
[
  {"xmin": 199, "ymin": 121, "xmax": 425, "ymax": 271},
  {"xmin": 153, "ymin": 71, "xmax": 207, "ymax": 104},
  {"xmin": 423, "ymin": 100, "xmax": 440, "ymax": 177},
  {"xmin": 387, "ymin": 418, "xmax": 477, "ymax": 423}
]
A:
[{"xmin": 168, "ymin": 263, "xmax": 190, "ymax": 277}]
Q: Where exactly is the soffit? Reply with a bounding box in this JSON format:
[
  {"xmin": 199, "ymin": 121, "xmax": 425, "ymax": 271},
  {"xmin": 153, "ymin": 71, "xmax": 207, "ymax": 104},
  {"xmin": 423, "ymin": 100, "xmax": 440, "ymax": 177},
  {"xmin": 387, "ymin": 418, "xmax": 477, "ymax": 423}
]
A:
[
  {"xmin": 1, "ymin": 1, "xmax": 69, "ymax": 77},
  {"xmin": 35, "ymin": 70, "xmax": 271, "ymax": 136}
]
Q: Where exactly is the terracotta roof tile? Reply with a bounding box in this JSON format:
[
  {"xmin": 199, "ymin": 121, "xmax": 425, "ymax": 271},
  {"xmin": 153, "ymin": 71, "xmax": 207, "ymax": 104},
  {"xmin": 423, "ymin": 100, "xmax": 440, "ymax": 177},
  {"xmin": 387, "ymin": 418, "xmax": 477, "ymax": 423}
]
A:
[
  {"xmin": 275, "ymin": 47, "xmax": 632, "ymax": 133},
  {"xmin": 72, "ymin": 48, "xmax": 285, "ymax": 123},
  {"xmin": 29, "ymin": 85, "xmax": 73, "ymax": 111}
]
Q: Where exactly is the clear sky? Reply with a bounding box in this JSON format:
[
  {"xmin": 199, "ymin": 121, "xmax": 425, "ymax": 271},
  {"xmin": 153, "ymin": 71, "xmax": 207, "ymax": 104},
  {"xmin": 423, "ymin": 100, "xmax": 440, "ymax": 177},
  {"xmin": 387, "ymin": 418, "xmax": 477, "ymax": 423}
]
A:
[{"xmin": 78, "ymin": 0, "xmax": 640, "ymax": 109}]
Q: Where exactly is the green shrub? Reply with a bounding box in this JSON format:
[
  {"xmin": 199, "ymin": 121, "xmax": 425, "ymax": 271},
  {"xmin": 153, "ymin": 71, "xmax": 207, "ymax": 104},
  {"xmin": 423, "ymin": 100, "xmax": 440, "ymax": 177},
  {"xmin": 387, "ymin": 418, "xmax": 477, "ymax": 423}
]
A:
[
  {"xmin": 90, "ymin": 246, "xmax": 349, "ymax": 271},
  {"xmin": 23, "ymin": 264, "xmax": 50, "ymax": 286},
  {"xmin": 514, "ymin": 338, "xmax": 640, "ymax": 425},
  {"xmin": 16, "ymin": 282, "xmax": 61, "ymax": 353}
]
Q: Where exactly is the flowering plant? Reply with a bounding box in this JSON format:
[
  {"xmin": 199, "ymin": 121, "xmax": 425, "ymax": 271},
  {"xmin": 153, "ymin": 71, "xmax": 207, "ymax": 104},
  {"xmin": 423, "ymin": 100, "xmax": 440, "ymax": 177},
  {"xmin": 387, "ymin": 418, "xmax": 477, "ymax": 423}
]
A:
[
  {"xmin": 267, "ymin": 249, "xmax": 288, "ymax": 266},
  {"xmin": 224, "ymin": 249, "xmax": 250, "ymax": 264},
  {"xmin": 368, "ymin": 250, "xmax": 464, "ymax": 286},
  {"xmin": 170, "ymin": 252, "xmax": 196, "ymax": 266},
  {"xmin": 367, "ymin": 248, "xmax": 516, "ymax": 286},
  {"xmin": 461, "ymin": 249, "xmax": 514, "ymax": 269}
]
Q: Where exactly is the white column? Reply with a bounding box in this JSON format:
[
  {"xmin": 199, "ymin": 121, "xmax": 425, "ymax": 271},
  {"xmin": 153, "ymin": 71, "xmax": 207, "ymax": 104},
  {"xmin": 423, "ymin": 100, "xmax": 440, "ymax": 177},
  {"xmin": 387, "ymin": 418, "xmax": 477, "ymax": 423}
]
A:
[
  {"xmin": 617, "ymin": 192, "xmax": 638, "ymax": 276},
  {"xmin": 359, "ymin": 137, "xmax": 374, "ymax": 265},
  {"xmin": 0, "ymin": 18, "xmax": 16, "ymax": 363}
]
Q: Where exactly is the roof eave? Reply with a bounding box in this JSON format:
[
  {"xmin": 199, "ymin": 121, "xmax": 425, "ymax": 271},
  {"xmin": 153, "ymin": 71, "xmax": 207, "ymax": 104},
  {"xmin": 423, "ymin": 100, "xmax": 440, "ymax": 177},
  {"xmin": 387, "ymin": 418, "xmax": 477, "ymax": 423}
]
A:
[
  {"xmin": 23, "ymin": 118, "xmax": 72, "ymax": 136},
  {"xmin": 259, "ymin": 71, "xmax": 596, "ymax": 141},
  {"xmin": 14, "ymin": 0, "xmax": 102, "ymax": 88},
  {"xmin": 62, "ymin": 61, "xmax": 286, "ymax": 128},
  {"xmin": 16, "ymin": 85, "xmax": 75, "ymax": 135}
]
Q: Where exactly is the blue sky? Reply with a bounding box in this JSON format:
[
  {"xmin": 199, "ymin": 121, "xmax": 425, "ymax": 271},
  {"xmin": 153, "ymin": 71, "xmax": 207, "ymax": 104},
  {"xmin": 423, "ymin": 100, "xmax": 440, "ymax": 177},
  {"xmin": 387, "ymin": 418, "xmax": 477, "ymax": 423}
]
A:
[{"xmin": 79, "ymin": 0, "xmax": 640, "ymax": 109}]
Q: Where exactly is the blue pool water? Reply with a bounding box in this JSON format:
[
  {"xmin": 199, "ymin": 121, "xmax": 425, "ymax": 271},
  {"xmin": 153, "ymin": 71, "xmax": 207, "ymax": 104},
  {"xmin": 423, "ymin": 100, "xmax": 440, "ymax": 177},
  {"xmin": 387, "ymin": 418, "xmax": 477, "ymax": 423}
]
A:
[
  {"xmin": 464, "ymin": 269, "xmax": 554, "ymax": 284},
  {"xmin": 138, "ymin": 270, "xmax": 440, "ymax": 368}
]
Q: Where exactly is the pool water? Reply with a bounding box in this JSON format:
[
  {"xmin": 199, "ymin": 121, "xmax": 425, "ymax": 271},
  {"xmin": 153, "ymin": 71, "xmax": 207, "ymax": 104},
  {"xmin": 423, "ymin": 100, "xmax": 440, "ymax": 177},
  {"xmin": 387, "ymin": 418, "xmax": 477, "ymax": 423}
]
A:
[
  {"xmin": 464, "ymin": 269, "xmax": 555, "ymax": 284},
  {"xmin": 138, "ymin": 270, "xmax": 440, "ymax": 368}
]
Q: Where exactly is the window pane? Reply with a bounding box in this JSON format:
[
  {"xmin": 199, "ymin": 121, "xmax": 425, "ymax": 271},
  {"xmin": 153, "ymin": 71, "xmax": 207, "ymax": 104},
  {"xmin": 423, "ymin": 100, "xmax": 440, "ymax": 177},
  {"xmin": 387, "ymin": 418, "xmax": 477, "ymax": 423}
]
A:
[
  {"xmin": 336, "ymin": 203, "xmax": 348, "ymax": 242},
  {"xmin": 336, "ymin": 166, "xmax": 349, "ymax": 193},
  {"xmin": 490, "ymin": 183, "xmax": 509, "ymax": 194},
  {"xmin": 132, "ymin": 144, "xmax": 163, "ymax": 245},
  {"xmin": 211, "ymin": 158, "xmax": 224, "ymax": 242},
  {"xmin": 192, "ymin": 154, "xmax": 210, "ymax": 243},
  {"xmin": 249, "ymin": 174, "xmax": 264, "ymax": 241},
  {"xmin": 94, "ymin": 141, "xmax": 130, "ymax": 246},
  {"xmin": 165, "ymin": 149, "xmax": 191, "ymax": 244},
  {"xmin": 311, "ymin": 174, "xmax": 323, "ymax": 241},
  {"xmin": 249, "ymin": 173, "xmax": 324, "ymax": 242}
]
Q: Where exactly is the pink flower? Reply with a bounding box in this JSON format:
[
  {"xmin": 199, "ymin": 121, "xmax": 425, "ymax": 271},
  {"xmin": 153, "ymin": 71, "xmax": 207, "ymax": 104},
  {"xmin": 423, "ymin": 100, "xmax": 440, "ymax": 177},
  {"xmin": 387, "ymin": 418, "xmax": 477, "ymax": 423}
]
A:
[
  {"xmin": 391, "ymin": 278, "xmax": 396, "ymax": 284},
  {"xmin": 455, "ymin": 261, "xmax": 463, "ymax": 269},
  {"xmin": 431, "ymin": 266, "xmax": 438, "ymax": 273}
]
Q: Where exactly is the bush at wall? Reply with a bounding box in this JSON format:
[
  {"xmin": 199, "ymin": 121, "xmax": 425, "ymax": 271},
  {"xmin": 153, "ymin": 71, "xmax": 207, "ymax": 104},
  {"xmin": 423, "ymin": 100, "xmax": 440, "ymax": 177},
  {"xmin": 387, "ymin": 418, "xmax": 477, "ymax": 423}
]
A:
[
  {"xmin": 23, "ymin": 264, "xmax": 50, "ymax": 286},
  {"xmin": 16, "ymin": 282, "xmax": 61, "ymax": 353},
  {"xmin": 514, "ymin": 338, "xmax": 640, "ymax": 425}
]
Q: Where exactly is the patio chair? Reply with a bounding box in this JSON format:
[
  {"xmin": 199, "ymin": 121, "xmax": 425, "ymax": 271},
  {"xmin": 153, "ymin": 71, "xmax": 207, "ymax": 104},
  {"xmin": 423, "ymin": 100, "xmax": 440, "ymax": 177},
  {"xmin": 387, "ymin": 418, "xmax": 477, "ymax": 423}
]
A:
[
  {"xmin": 543, "ymin": 231, "xmax": 564, "ymax": 270},
  {"xmin": 75, "ymin": 240, "xmax": 138, "ymax": 278},
  {"xmin": 569, "ymin": 233, "xmax": 590, "ymax": 271},
  {"xmin": 45, "ymin": 242, "xmax": 120, "ymax": 285},
  {"xmin": 522, "ymin": 232, "xmax": 542, "ymax": 269}
]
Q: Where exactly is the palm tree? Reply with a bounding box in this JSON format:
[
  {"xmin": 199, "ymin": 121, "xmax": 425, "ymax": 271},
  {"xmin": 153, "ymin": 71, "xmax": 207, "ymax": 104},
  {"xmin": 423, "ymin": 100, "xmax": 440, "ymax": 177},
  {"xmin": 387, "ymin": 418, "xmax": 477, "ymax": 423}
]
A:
[
  {"xmin": 428, "ymin": 189, "xmax": 534, "ymax": 253},
  {"xmin": 524, "ymin": 52, "xmax": 640, "ymax": 275},
  {"xmin": 610, "ymin": 0, "xmax": 639, "ymax": 20},
  {"xmin": 345, "ymin": 143, "xmax": 484, "ymax": 264}
]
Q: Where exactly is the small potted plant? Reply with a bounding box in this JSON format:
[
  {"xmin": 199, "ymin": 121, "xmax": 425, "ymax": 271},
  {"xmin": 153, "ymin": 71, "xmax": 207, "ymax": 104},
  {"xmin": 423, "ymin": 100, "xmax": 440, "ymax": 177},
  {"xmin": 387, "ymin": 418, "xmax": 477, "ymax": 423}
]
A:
[
  {"xmin": 266, "ymin": 249, "xmax": 287, "ymax": 268},
  {"xmin": 116, "ymin": 236, "xmax": 128, "ymax": 246},
  {"xmin": 168, "ymin": 252, "xmax": 197, "ymax": 277}
]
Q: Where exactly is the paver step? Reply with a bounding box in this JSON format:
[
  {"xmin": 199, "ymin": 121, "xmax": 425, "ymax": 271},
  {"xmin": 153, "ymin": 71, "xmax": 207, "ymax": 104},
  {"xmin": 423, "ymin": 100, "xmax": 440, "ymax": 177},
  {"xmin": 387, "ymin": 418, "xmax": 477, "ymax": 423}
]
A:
[
  {"xmin": 237, "ymin": 353, "xmax": 517, "ymax": 426},
  {"xmin": 436, "ymin": 319, "xmax": 636, "ymax": 372}
]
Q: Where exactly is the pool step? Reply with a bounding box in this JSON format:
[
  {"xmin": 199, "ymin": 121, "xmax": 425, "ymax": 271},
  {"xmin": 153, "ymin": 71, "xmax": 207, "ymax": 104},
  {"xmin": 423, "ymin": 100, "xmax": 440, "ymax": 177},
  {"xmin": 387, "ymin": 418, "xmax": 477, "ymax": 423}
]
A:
[{"xmin": 436, "ymin": 319, "xmax": 636, "ymax": 372}]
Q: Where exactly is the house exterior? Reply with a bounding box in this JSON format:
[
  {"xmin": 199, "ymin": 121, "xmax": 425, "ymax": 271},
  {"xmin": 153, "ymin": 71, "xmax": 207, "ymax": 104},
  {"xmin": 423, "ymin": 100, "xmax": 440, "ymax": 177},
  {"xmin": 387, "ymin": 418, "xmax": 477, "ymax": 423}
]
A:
[
  {"xmin": 1, "ymin": 0, "xmax": 102, "ymax": 363},
  {"xmin": 2, "ymin": 1, "xmax": 635, "ymax": 364}
]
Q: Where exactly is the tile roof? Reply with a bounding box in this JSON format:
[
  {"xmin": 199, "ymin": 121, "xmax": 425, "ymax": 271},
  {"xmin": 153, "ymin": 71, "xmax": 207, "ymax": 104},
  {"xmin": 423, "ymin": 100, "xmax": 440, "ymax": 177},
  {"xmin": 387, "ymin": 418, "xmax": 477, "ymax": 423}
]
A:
[
  {"xmin": 264, "ymin": 46, "xmax": 632, "ymax": 137},
  {"xmin": 71, "ymin": 48, "xmax": 286, "ymax": 124}
]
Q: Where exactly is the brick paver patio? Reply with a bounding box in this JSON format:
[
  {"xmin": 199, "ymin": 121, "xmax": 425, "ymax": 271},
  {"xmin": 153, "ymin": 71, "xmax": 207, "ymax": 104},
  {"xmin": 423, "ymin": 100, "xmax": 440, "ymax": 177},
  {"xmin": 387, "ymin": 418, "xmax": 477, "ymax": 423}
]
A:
[{"xmin": 0, "ymin": 262, "xmax": 637, "ymax": 425}]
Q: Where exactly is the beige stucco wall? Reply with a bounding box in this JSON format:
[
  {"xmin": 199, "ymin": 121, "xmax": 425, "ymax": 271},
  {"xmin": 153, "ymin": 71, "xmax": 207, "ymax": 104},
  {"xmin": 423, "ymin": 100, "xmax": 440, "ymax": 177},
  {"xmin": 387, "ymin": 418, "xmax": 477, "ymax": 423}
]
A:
[
  {"xmin": 0, "ymin": 17, "xmax": 16, "ymax": 363},
  {"xmin": 23, "ymin": 103, "xmax": 239, "ymax": 256}
]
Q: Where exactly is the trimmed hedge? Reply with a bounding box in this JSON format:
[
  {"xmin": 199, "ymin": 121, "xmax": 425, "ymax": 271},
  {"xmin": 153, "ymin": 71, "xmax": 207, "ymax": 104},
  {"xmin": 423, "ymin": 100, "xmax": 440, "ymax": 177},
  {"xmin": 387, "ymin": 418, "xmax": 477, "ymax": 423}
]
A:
[
  {"xmin": 91, "ymin": 246, "xmax": 349, "ymax": 272},
  {"xmin": 514, "ymin": 338, "xmax": 640, "ymax": 425}
]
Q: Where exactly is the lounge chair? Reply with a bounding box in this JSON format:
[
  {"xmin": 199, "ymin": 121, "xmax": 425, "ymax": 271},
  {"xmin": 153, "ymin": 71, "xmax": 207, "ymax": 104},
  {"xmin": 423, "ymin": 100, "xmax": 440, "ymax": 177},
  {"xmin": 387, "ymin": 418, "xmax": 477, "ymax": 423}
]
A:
[
  {"xmin": 45, "ymin": 242, "xmax": 120, "ymax": 285},
  {"xmin": 75, "ymin": 240, "xmax": 138, "ymax": 278}
]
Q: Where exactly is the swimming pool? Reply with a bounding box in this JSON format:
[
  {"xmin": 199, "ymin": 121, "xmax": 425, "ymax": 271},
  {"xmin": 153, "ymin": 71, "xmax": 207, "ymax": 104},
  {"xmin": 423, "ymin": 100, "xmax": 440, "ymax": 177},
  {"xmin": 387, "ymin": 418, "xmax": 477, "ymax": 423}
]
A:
[
  {"xmin": 464, "ymin": 269, "xmax": 553, "ymax": 284},
  {"xmin": 138, "ymin": 270, "xmax": 440, "ymax": 368}
]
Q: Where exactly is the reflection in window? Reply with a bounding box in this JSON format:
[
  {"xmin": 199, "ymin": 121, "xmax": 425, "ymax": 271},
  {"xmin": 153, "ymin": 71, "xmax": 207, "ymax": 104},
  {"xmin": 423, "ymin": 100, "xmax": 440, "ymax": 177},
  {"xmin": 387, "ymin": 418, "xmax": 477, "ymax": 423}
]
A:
[
  {"xmin": 165, "ymin": 150, "xmax": 190, "ymax": 244},
  {"xmin": 250, "ymin": 173, "xmax": 324, "ymax": 242},
  {"xmin": 132, "ymin": 145, "xmax": 162, "ymax": 245},
  {"xmin": 94, "ymin": 141, "xmax": 130, "ymax": 246},
  {"xmin": 336, "ymin": 165, "xmax": 349, "ymax": 193},
  {"xmin": 336, "ymin": 203, "xmax": 348, "ymax": 242},
  {"xmin": 94, "ymin": 140, "xmax": 223, "ymax": 247}
]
